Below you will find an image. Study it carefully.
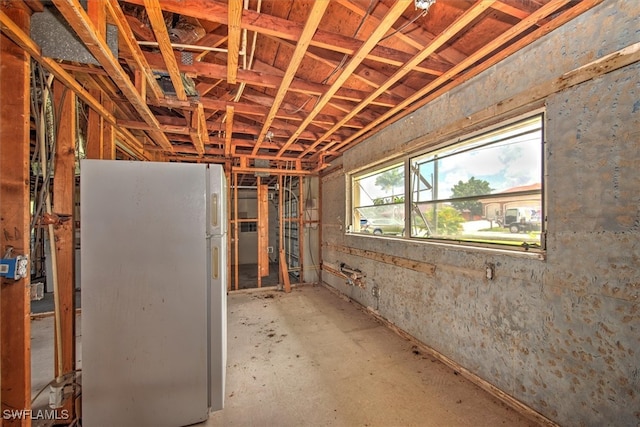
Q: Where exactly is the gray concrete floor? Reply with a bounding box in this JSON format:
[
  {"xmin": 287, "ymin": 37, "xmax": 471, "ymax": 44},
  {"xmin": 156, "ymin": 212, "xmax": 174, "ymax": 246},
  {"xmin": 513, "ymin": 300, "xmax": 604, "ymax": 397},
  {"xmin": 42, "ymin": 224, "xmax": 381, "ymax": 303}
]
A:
[
  {"xmin": 206, "ymin": 285, "xmax": 539, "ymax": 427},
  {"xmin": 29, "ymin": 285, "xmax": 539, "ymax": 426},
  {"xmin": 235, "ymin": 263, "xmax": 281, "ymax": 289},
  {"xmin": 30, "ymin": 313, "xmax": 82, "ymax": 427}
]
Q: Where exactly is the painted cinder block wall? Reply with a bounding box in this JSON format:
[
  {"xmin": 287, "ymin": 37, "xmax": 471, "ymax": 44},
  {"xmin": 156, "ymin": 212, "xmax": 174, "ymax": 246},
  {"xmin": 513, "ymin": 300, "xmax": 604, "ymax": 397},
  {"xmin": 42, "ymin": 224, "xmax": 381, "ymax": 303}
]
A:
[{"xmin": 320, "ymin": 2, "xmax": 639, "ymax": 426}]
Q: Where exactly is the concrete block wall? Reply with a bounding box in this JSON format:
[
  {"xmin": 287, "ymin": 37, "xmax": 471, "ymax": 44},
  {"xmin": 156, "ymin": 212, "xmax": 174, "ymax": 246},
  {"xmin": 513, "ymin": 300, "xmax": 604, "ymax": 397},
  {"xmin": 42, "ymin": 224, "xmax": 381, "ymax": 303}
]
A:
[{"xmin": 321, "ymin": 2, "xmax": 639, "ymax": 426}]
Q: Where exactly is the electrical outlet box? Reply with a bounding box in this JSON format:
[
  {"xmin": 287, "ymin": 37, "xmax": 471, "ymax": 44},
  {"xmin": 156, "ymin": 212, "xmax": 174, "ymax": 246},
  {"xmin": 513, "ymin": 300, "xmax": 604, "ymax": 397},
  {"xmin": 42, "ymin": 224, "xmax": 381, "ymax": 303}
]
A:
[{"xmin": 31, "ymin": 282, "xmax": 44, "ymax": 301}]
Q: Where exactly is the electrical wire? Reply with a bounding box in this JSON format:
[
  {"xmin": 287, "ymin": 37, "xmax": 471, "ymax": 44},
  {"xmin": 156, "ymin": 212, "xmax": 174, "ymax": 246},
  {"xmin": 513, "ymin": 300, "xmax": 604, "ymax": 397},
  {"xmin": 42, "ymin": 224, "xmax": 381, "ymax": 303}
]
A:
[
  {"xmin": 30, "ymin": 369, "xmax": 81, "ymax": 405},
  {"xmin": 284, "ymin": 0, "xmax": 377, "ymax": 116},
  {"xmin": 380, "ymin": 9, "xmax": 428, "ymax": 42},
  {"xmin": 321, "ymin": 0, "xmax": 376, "ymax": 85}
]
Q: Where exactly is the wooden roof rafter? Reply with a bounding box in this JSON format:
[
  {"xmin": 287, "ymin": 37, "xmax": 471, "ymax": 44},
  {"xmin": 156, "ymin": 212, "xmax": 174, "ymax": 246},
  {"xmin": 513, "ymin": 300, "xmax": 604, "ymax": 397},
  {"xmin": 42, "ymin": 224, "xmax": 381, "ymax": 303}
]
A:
[
  {"xmin": 122, "ymin": 0, "xmax": 446, "ymax": 77},
  {"xmin": 105, "ymin": 0, "xmax": 164, "ymax": 100},
  {"xmin": 1, "ymin": 0, "xmax": 603, "ymax": 177},
  {"xmin": 143, "ymin": 0, "xmax": 188, "ymax": 101},
  {"xmin": 51, "ymin": 0, "xmax": 174, "ymax": 152},
  {"xmin": 301, "ymin": 0, "xmax": 497, "ymax": 158},
  {"xmin": 276, "ymin": 0, "xmax": 411, "ymax": 157},
  {"xmin": 252, "ymin": 0, "xmax": 330, "ymax": 155},
  {"xmin": 227, "ymin": 0, "xmax": 242, "ymax": 84},
  {"xmin": 327, "ymin": 0, "xmax": 592, "ymax": 156}
]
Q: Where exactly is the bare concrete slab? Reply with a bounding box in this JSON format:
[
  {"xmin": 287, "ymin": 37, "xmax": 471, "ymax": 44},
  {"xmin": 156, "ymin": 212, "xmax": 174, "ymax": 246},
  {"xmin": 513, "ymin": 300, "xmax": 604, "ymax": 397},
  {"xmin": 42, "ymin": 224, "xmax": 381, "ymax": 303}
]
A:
[
  {"xmin": 207, "ymin": 285, "xmax": 539, "ymax": 426},
  {"xmin": 29, "ymin": 285, "xmax": 538, "ymax": 426}
]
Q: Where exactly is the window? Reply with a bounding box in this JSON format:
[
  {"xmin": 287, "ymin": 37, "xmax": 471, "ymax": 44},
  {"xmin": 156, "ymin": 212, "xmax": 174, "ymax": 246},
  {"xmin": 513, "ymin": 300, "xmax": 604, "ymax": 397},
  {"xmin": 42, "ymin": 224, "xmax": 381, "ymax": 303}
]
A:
[
  {"xmin": 240, "ymin": 222, "xmax": 257, "ymax": 232},
  {"xmin": 349, "ymin": 114, "xmax": 544, "ymax": 251},
  {"xmin": 352, "ymin": 163, "xmax": 405, "ymax": 236}
]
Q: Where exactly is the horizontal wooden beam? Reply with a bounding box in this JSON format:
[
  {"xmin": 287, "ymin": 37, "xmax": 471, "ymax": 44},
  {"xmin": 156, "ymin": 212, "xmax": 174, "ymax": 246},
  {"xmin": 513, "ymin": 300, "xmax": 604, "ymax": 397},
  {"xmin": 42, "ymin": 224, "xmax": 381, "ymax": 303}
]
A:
[
  {"xmin": 323, "ymin": 243, "xmax": 436, "ymax": 276},
  {"xmin": 143, "ymin": 51, "xmax": 402, "ymax": 107},
  {"xmin": 123, "ymin": 0, "xmax": 445, "ymax": 75},
  {"xmin": 0, "ymin": 9, "xmax": 115, "ymax": 124},
  {"xmin": 232, "ymin": 167, "xmax": 314, "ymax": 176},
  {"xmin": 328, "ymin": 0, "xmax": 583, "ymax": 155},
  {"xmin": 52, "ymin": 0, "xmax": 174, "ymax": 152},
  {"xmin": 300, "ymin": 0, "xmax": 495, "ymax": 157},
  {"xmin": 105, "ymin": 0, "xmax": 164, "ymax": 100},
  {"xmin": 143, "ymin": 0, "xmax": 187, "ymax": 100}
]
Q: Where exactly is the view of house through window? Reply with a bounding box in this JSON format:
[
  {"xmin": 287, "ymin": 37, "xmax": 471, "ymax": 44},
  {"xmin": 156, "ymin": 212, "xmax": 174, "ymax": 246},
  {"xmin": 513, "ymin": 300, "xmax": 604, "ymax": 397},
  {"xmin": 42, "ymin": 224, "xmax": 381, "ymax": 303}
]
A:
[{"xmin": 351, "ymin": 114, "xmax": 544, "ymax": 251}]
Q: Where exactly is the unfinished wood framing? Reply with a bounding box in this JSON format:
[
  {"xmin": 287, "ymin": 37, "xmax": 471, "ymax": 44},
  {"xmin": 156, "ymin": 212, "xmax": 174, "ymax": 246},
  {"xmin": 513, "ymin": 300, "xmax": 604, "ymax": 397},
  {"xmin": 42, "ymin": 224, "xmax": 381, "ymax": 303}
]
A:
[
  {"xmin": 226, "ymin": 169, "xmax": 232, "ymax": 292},
  {"xmin": 276, "ymin": 0, "xmax": 410, "ymax": 157},
  {"xmin": 328, "ymin": 0, "xmax": 594, "ymax": 154},
  {"xmin": 52, "ymin": 80, "xmax": 77, "ymax": 420},
  {"xmin": 298, "ymin": 178, "xmax": 304, "ymax": 284},
  {"xmin": 0, "ymin": 3, "xmax": 31, "ymax": 422},
  {"xmin": 278, "ymin": 174, "xmax": 284, "ymax": 287},
  {"xmin": 257, "ymin": 179, "xmax": 269, "ymax": 286},
  {"xmin": 226, "ymin": 0, "xmax": 242, "ymax": 85},
  {"xmin": 102, "ymin": 98, "xmax": 116, "ymax": 160},
  {"xmin": 86, "ymin": 89, "xmax": 104, "ymax": 160},
  {"xmin": 143, "ymin": 0, "xmax": 187, "ymax": 101},
  {"xmin": 105, "ymin": 0, "xmax": 164, "ymax": 100},
  {"xmin": 233, "ymin": 172, "xmax": 239, "ymax": 291},
  {"xmin": 252, "ymin": 0, "xmax": 329, "ymax": 155},
  {"xmin": 301, "ymin": 0, "xmax": 496, "ymax": 157},
  {"xmin": 51, "ymin": 0, "xmax": 173, "ymax": 152},
  {"xmin": 225, "ymin": 105, "xmax": 234, "ymax": 157}
]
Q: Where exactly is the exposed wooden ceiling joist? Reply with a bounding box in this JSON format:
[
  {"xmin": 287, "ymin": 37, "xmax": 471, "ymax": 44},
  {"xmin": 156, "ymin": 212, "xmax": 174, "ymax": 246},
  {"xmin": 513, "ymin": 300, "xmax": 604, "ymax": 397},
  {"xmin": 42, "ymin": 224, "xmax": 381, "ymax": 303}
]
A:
[
  {"xmin": 106, "ymin": 0, "xmax": 164, "ymax": 100},
  {"xmin": 252, "ymin": 0, "xmax": 330, "ymax": 155},
  {"xmin": 227, "ymin": 0, "xmax": 242, "ymax": 85},
  {"xmin": 276, "ymin": 0, "xmax": 410, "ymax": 157},
  {"xmin": 0, "ymin": 0, "xmax": 603, "ymax": 181},
  {"xmin": 51, "ymin": 0, "xmax": 174, "ymax": 152},
  {"xmin": 301, "ymin": 0, "xmax": 496, "ymax": 157},
  {"xmin": 328, "ymin": 0, "xmax": 596, "ymax": 155},
  {"xmin": 143, "ymin": 0, "xmax": 188, "ymax": 101}
]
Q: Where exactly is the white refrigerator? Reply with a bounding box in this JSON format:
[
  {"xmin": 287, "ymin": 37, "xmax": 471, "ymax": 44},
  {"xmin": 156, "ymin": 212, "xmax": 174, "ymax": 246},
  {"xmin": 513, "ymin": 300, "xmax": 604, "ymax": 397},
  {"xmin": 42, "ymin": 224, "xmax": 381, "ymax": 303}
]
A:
[{"xmin": 80, "ymin": 160, "xmax": 227, "ymax": 426}]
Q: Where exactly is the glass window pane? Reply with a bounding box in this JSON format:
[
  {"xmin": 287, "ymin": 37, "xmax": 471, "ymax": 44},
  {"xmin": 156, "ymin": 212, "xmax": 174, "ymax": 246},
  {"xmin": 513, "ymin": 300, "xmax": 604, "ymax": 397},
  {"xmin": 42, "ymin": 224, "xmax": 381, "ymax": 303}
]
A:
[
  {"xmin": 353, "ymin": 164, "xmax": 405, "ymax": 234},
  {"xmin": 411, "ymin": 195, "xmax": 542, "ymax": 248},
  {"xmin": 408, "ymin": 114, "xmax": 544, "ymax": 250},
  {"xmin": 351, "ymin": 114, "xmax": 543, "ymax": 250}
]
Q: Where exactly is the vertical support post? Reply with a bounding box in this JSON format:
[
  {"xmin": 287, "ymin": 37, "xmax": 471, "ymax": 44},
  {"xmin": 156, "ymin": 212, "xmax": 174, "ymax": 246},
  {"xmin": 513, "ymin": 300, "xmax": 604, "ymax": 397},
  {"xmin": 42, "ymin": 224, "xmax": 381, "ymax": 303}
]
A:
[
  {"xmin": 52, "ymin": 80, "xmax": 77, "ymax": 418},
  {"xmin": 85, "ymin": 89, "xmax": 103, "ymax": 159},
  {"xmin": 0, "ymin": 3, "xmax": 32, "ymax": 424},
  {"xmin": 257, "ymin": 179, "xmax": 269, "ymax": 284},
  {"xmin": 87, "ymin": 0, "xmax": 106, "ymax": 38},
  {"xmin": 318, "ymin": 177, "xmax": 323, "ymax": 283},
  {"xmin": 233, "ymin": 172, "xmax": 239, "ymax": 291},
  {"xmin": 102, "ymin": 98, "xmax": 116, "ymax": 160},
  {"xmin": 298, "ymin": 176, "xmax": 304, "ymax": 284},
  {"xmin": 278, "ymin": 174, "xmax": 283, "ymax": 286},
  {"xmin": 226, "ymin": 169, "xmax": 232, "ymax": 292}
]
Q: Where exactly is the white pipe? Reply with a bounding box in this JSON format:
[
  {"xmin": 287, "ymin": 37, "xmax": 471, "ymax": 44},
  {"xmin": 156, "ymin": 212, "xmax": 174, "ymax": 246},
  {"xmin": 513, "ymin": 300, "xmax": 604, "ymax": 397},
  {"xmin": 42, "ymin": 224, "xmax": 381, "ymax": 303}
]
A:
[
  {"xmin": 137, "ymin": 40, "xmax": 246, "ymax": 55},
  {"xmin": 40, "ymin": 74, "xmax": 64, "ymax": 381}
]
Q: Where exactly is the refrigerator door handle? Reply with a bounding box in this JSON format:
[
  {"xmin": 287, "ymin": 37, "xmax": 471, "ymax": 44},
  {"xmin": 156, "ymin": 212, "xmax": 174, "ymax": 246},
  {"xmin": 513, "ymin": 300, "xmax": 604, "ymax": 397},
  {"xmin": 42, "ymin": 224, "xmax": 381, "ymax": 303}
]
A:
[
  {"xmin": 211, "ymin": 193, "xmax": 219, "ymax": 227},
  {"xmin": 212, "ymin": 246, "xmax": 219, "ymax": 279}
]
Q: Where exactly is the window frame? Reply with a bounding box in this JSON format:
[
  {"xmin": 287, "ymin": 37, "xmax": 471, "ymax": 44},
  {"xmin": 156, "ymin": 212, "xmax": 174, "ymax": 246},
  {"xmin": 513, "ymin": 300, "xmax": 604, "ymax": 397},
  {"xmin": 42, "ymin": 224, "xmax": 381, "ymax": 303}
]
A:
[
  {"xmin": 347, "ymin": 111, "xmax": 546, "ymax": 255},
  {"xmin": 350, "ymin": 161, "xmax": 406, "ymax": 235}
]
